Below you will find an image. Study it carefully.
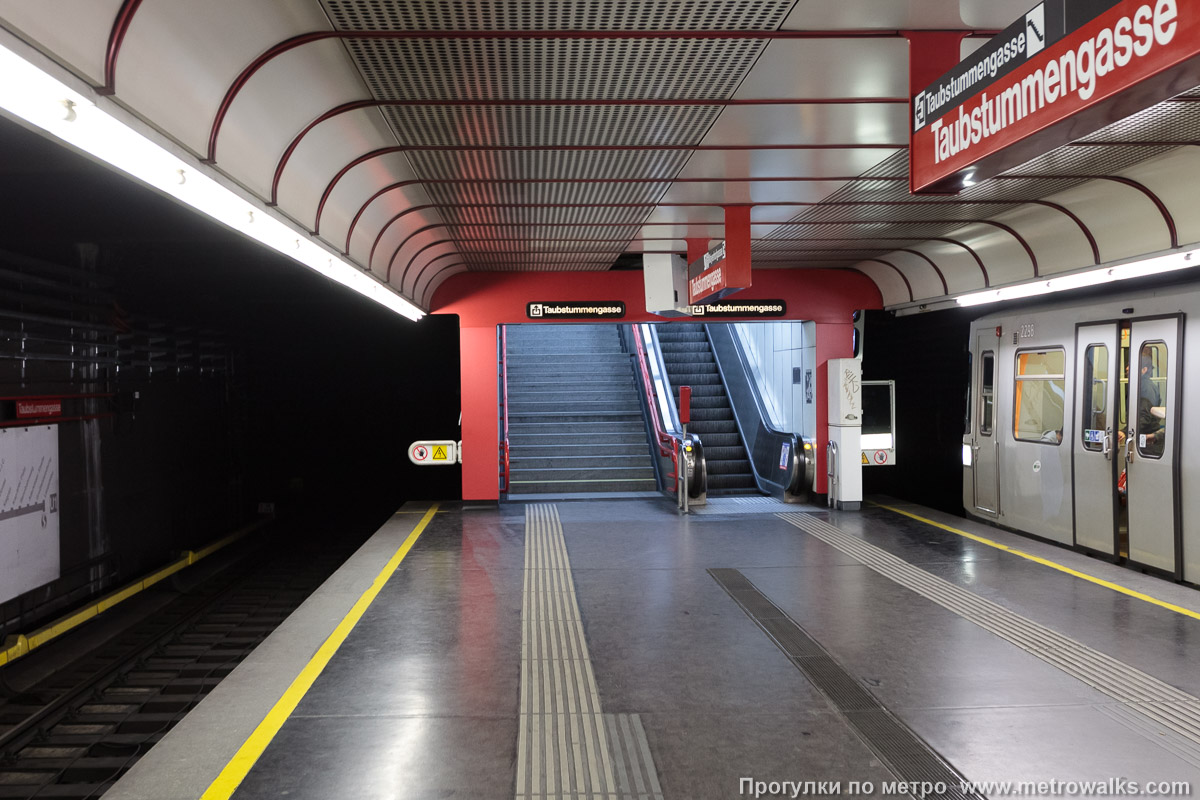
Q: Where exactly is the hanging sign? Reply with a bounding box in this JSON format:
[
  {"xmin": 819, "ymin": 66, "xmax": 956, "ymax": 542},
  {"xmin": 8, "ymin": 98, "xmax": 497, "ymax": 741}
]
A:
[{"xmin": 911, "ymin": 0, "xmax": 1200, "ymax": 193}]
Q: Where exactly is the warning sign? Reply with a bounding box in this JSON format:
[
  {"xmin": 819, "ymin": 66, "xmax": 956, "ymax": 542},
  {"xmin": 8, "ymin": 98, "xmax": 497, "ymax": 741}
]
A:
[
  {"xmin": 862, "ymin": 449, "xmax": 895, "ymax": 467},
  {"xmin": 409, "ymin": 440, "xmax": 459, "ymax": 466}
]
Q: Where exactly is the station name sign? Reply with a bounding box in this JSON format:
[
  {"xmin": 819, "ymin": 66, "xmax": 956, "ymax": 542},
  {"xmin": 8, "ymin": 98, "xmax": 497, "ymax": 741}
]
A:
[
  {"xmin": 911, "ymin": 0, "xmax": 1200, "ymax": 193},
  {"xmin": 15, "ymin": 399, "xmax": 62, "ymax": 419},
  {"xmin": 690, "ymin": 300, "xmax": 787, "ymax": 317},
  {"xmin": 526, "ymin": 301, "xmax": 625, "ymax": 320}
]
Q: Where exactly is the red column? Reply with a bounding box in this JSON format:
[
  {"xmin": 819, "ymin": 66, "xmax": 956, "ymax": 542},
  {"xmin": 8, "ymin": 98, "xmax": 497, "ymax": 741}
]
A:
[
  {"xmin": 723, "ymin": 205, "xmax": 752, "ymax": 291},
  {"xmin": 460, "ymin": 324, "xmax": 500, "ymax": 500},
  {"xmin": 903, "ymin": 31, "xmax": 966, "ymax": 96}
]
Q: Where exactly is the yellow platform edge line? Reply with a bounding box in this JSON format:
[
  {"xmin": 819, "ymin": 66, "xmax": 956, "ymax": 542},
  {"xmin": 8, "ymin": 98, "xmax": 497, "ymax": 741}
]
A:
[
  {"xmin": 871, "ymin": 501, "xmax": 1200, "ymax": 622},
  {"xmin": 200, "ymin": 502, "xmax": 440, "ymax": 800},
  {"xmin": 0, "ymin": 520, "xmax": 268, "ymax": 668}
]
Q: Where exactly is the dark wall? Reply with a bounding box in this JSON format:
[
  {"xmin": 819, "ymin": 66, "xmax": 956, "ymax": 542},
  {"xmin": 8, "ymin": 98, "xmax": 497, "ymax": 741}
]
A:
[
  {"xmin": 861, "ymin": 307, "xmax": 973, "ymax": 515},
  {"xmin": 0, "ymin": 116, "xmax": 462, "ymax": 631}
]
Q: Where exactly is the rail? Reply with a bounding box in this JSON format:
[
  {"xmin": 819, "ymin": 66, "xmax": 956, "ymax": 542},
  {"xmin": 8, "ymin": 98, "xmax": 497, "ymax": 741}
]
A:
[
  {"xmin": 0, "ymin": 517, "xmax": 269, "ymax": 668},
  {"xmin": 631, "ymin": 323, "xmax": 680, "ymax": 490},
  {"xmin": 499, "ymin": 324, "xmax": 510, "ymax": 492}
]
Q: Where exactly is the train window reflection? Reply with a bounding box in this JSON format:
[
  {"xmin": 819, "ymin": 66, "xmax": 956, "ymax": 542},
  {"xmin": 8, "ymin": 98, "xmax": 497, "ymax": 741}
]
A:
[
  {"xmin": 980, "ymin": 351, "xmax": 994, "ymax": 436},
  {"xmin": 1136, "ymin": 342, "xmax": 1167, "ymax": 459},
  {"xmin": 1082, "ymin": 344, "xmax": 1107, "ymax": 452},
  {"xmin": 1013, "ymin": 349, "xmax": 1065, "ymax": 445}
]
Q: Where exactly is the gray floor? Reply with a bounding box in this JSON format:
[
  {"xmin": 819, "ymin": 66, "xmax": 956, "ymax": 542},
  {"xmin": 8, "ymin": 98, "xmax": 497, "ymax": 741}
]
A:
[{"xmin": 105, "ymin": 497, "xmax": 1200, "ymax": 799}]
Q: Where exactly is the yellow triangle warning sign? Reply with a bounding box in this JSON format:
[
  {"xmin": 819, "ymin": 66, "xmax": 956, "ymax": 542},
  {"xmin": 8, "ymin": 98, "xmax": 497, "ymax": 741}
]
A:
[
  {"xmin": 861, "ymin": 452, "xmax": 869, "ymax": 465},
  {"xmin": 433, "ymin": 446, "xmax": 448, "ymax": 460}
]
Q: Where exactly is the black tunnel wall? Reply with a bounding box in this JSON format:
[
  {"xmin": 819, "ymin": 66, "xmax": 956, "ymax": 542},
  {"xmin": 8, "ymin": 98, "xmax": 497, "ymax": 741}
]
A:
[
  {"xmin": 0, "ymin": 116, "xmax": 462, "ymax": 634},
  {"xmin": 861, "ymin": 308, "xmax": 974, "ymax": 516}
]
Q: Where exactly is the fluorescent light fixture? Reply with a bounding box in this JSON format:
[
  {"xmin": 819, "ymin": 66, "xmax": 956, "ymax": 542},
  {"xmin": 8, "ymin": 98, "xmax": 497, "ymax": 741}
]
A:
[
  {"xmin": 0, "ymin": 43, "xmax": 424, "ymax": 321},
  {"xmin": 956, "ymin": 246, "xmax": 1200, "ymax": 308},
  {"xmin": 962, "ymin": 443, "xmax": 972, "ymax": 466}
]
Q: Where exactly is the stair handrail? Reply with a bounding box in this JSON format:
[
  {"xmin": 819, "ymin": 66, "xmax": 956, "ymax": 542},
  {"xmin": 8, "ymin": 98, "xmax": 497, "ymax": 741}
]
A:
[
  {"xmin": 499, "ymin": 324, "xmax": 510, "ymax": 492},
  {"xmin": 631, "ymin": 323, "xmax": 680, "ymax": 490}
]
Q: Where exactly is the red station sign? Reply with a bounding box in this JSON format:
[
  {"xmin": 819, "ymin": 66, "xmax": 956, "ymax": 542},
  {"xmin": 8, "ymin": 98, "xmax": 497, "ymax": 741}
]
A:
[
  {"xmin": 911, "ymin": 0, "xmax": 1200, "ymax": 194},
  {"xmin": 15, "ymin": 399, "xmax": 62, "ymax": 419}
]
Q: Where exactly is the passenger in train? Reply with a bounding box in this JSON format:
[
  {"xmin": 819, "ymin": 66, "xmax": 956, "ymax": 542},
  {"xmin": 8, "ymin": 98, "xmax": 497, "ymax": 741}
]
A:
[{"xmin": 1137, "ymin": 350, "xmax": 1166, "ymax": 456}]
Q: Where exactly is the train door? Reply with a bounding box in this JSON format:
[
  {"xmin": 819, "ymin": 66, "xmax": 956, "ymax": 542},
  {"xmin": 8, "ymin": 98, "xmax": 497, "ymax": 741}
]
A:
[
  {"xmin": 1072, "ymin": 324, "xmax": 1119, "ymax": 555},
  {"xmin": 1125, "ymin": 316, "xmax": 1182, "ymax": 576},
  {"xmin": 970, "ymin": 330, "xmax": 1000, "ymax": 515}
]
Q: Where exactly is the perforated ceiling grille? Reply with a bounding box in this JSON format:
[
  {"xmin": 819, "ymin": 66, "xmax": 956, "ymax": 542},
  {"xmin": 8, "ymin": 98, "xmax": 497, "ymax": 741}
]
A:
[
  {"xmin": 423, "ymin": 182, "xmax": 671, "ymax": 206},
  {"xmin": 438, "ymin": 206, "xmax": 649, "ymax": 226},
  {"xmin": 321, "ymin": 0, "xmax": 794, "ymax": 31},
  {"xmin": 346, "ymin": 38, "xmax": 764, "ymax": 100},
  {"xmin": 383, "ymin": 105, "xmax": 720, "ymax": 147},
  {"xmin": 408, "ymin": 150, "xmax": 691, "ymax": 181}
]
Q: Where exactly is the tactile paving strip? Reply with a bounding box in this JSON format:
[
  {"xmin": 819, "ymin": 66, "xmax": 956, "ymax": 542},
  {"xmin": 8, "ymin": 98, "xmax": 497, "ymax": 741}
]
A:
[
  {"xmin": 708, "ymin": 568, "xmax": 983, "ymax": 800},
  {"xmin": 779, "ymin": 512, "xmax": 1200, "ymax": 765}
]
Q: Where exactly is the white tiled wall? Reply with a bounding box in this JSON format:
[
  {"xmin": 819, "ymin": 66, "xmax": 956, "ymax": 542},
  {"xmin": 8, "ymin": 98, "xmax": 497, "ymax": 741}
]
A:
[{"xmin": 732, "ymin": 321, "xmax": 817, "ymax": 439}]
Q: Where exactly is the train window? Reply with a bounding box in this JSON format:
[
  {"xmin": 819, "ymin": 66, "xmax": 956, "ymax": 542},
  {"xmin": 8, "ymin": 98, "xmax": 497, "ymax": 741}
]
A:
[
  {"xmin": 980, "ymin": 351, "xmax": 994, "ymax": 436},
  {"xmin": 1081, "ymin": 344, "xmax": 1108, "ymax": 452},
  {"xmin": 1136, "ymin": 342, "xmax": 1167, "ymax": 459},
  {"xmin": 1013, "ymin": 349, "xmax": 1065, "ymax": 445}
]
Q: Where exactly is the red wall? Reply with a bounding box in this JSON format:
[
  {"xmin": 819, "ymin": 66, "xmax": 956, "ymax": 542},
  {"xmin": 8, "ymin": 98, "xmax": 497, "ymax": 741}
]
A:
[{"xmin": 430, "ymin": 269, "xmax": 881, "ymax": 500}]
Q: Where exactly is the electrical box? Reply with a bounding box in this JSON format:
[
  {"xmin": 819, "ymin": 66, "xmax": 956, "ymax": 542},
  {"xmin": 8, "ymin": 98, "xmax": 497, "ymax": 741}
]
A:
[
  {"xmin": 643, "ymin": 253, "xmax": 693, "ymax": 317},
  {"xmin": 827, "ymin": 358, "xmax": 862, "ymax": 426}
]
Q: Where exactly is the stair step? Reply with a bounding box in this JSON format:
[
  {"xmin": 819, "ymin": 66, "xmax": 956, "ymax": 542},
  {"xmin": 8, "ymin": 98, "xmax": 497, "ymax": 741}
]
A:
[
  {"xmin": 510, "ymin": 466, "xmax": 656, "ymax": 481},
  {"xmin": 511, "ymin": 444, "xmax": 651, "ymax": 457},
  {"xmin": 509, "ymin": 478, "xmax": 659, "ymax": 494},
  {"xmin": 511, "ymin": 455, "xmax": 652, "ymax": 470},
  {"xmin": 706, "ymin": 459, "xmax": 752, "ymax": 475}
]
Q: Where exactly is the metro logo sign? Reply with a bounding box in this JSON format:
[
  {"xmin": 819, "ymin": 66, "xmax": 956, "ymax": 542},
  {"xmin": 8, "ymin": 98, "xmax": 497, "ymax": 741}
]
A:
[{"xmin": 911, "ymin": 0, "xmax": 1200, "ymax": 193}]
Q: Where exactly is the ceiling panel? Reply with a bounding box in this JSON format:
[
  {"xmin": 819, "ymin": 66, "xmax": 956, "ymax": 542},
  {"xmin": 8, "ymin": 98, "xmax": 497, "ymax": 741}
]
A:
[
  {"xmin": 344, "ymin": 38, "xmax": 767, "ymax": 101},
  {"xmin": 321, "ymin": 0, "xmax": 795, "ymax": 31},
  {"xmin": 959, "ymin": 0, "xmax": 1042, "ymax": 28},
  {"xmin": 780, "ymin": 0, "xmax": 964, "ymax": 30},
  {"xmin": 656, "ymin": 181, "xmax": 851, "ymax": 205},
  {"xmin": 732, "ymin": 39, "xmax": 909, "ymax": 99},
  {"xmin": 114, "ymin": 1, "xmax": 335, "ymax": 155},
  {"xmin": 675, "ymin": 149, "xmax": 903, "ymax": 181},
  {"xmin": 0, "ymin": 0, "xmax": 123, "ymax": 84},
  {"xmin": 383, "ymin": 105, "xmax": 721, "ymax": 147},
  {"xmin": 698, "ymin": 104, "xmax": 907, "ymax": 147}
]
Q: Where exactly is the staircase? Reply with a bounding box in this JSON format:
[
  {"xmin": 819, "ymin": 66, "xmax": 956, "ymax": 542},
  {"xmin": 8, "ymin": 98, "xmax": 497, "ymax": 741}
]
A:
[
  {"xmin": 655, "ymin": 323, "xmax": 757, "ymax": 494},
  {"xmin": 504, "ymin": 324, "xmax": 658, "ymax": 496}
]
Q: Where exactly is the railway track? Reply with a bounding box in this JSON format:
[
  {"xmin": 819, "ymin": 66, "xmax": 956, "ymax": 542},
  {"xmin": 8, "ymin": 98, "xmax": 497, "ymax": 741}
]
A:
[{"xmin": 0, "ymin": 514, "xmax": 368, "ymax": 799}]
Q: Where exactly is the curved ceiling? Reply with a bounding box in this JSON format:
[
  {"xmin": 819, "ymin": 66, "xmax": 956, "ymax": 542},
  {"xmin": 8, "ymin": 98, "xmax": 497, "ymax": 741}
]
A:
[{"xmin": 0, "ymin": 0, "xmax": 1197, "ymax": 312}]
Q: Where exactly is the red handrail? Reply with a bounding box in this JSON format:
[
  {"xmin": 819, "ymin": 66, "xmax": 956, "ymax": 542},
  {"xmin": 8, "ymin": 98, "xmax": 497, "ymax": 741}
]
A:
[
  {"xmin": 499, "ymin": 325, "xmax": 511, "ymax": 492},
  {"xmin": 631, "ymin": 324, "xmax": 679, "ymax": 491}
]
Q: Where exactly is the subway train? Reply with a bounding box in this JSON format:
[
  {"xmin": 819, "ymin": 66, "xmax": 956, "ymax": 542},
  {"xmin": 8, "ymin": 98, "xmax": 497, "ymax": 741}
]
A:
[{"xmin": 963, "ymin": 278, "xmax": 1199, "ymax": 583}]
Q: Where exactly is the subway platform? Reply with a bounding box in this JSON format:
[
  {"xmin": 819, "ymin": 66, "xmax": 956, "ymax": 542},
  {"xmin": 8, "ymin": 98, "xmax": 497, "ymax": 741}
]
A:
[{"xmin": 104, "ymin": 497, "xmax": 1200, "ymax": 800}]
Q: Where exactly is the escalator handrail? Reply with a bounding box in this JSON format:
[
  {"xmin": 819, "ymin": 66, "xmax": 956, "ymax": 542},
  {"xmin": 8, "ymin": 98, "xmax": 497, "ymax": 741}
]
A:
[
  {"xmin": 499, "ymin": 324, "xmax": 510, "ymax": 491},
  {"xmin": 707, "ymin": 324, "xmax": 808, "ymax": 496},
  {"xmin": 631, "ymin": 323, "xmax": 680, "ymax": 490}
]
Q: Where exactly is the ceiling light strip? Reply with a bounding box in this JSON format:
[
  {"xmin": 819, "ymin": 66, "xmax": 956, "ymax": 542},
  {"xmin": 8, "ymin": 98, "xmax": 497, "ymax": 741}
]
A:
[
  {"xmin": 0, "ymin": 41, "xmax": 423, "ymax": 321},
  {"xmin": 955, "ymin": 247, "xmax": 1200, "ymax": 307}
]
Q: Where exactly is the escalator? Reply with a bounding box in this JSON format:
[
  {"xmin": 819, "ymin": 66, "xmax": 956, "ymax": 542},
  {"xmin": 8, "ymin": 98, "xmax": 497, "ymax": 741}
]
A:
[{"xmin": 656, "ymin": 323, "xmax": 757, "ymax": 494}]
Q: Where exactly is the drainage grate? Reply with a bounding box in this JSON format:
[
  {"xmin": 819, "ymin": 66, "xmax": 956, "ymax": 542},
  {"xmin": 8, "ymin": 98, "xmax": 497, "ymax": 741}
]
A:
[
  {"xmin": 780, "ymin": 512, "xmax": 1200, "ymax": 763},
  {"xmin": 708, "ymin": 568, "xmax": 984, "ymax": 800}
]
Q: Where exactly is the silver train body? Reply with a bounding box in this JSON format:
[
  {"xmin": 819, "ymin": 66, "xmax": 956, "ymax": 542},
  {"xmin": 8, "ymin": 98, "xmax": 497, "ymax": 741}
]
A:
[{"xmin": 963, "ymin": 281, "xmax": 1197, "ymax": 582}]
